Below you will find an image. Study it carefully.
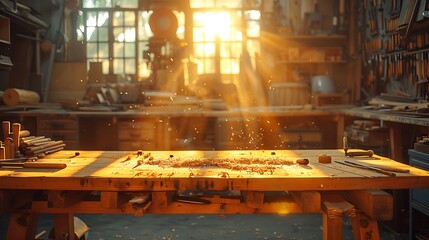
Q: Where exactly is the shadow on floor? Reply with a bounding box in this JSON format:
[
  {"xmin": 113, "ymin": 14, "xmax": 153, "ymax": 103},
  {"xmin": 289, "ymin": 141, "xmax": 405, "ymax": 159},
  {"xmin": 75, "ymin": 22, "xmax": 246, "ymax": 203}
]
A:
[{"xmin": 1, "ymin": 213, "xmax": 405, "ymax": 239}]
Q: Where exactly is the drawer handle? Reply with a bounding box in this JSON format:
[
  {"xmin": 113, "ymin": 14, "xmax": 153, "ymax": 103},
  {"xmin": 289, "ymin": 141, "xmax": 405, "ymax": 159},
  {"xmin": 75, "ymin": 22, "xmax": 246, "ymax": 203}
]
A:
[
  {"xmin": 130, "ymin": 133, "xmax": 142, "ymax": 138},
  {"xmin": 51, "ymin": 123, "xmax": 65, "ymax": 128}
]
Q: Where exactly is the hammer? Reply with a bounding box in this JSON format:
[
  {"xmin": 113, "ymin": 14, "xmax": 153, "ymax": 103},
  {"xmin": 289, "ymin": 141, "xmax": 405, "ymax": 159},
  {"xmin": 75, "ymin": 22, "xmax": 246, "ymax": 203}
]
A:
[{"xmin": 343, "ymin": 136, "xmax": 374, "ymax": 157}]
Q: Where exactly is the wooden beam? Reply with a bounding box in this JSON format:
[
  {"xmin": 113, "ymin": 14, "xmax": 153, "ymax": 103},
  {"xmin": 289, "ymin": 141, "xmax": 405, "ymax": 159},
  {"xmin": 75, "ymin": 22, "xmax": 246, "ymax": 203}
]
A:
[
  {"xmin": 101, "ymin": 191, "xmax": 118, "ymax": 209},
  {"xmin": 289, "ymin": 191, "xmax": 321, "ymax": 212},
  {"xmin": 151, "ymin": 191, "xmax": 175, "ymax": 211},
  {"xmin": 322, "ymin": 193, "xmax": 356, "ymax": 240},
  {"xmin": 6, "ymin": 213, "xmax": 39, "ymax": 240},
  {"xmin": 342, "ymin": 190, "xmax": 393, "ymax": 220},
  {"xmin": 53, "ymin": 213, "xmax": 76, "ymax": 240},
  {"xmin": 48, "ymin": 191, "xmax": 89, "ymax": 208},
  {"xmin": 351, "ymin": 211, "xmax": 381, "ymax": 240},
  {"xmin": 243, "ymin": 191, "xmax": 264, "ymax": 209}
]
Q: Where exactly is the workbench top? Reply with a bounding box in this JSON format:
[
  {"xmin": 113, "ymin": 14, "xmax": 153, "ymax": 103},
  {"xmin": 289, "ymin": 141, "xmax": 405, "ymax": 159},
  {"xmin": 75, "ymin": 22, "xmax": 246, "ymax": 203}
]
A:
[{"xmin": 0, "ymin": 150, "xmax": 428, "ymax": 192}]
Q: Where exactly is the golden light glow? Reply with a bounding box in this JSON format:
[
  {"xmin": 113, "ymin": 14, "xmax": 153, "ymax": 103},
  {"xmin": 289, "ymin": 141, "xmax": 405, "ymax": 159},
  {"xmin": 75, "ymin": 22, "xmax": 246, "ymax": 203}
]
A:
[{"xmin": 199, "ymin": 11, "xmax": 231, "ymax": 40}]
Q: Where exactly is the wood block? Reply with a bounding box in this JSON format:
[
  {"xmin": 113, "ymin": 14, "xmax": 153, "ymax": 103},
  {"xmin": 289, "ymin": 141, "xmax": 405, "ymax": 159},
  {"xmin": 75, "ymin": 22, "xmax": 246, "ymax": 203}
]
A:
[
  {"xmin": 243, "ymin": 191, "xmax": 264, "ymax": 209},
  {"xmin": 351, "ymin": 211, "xmax": 381, "ymax": 240},
  {"xmin": 289, "ymin": 191, "xmax": 321, "ymax": 212},
  {"xmin": 48, "ymin": 191, "xmax": 88, "ymax": 208},
  {"xmin": 151, "ymin": 191, "xmax": 175, "ymax": 211},
  {"xmin": 6, "ymin": 213, "xmax": 39, "ymax": 240},
  {"xmin": 342, "ymin": 190, "xmax": 393, "ymax": 221},
  {"xmin": 101, "ymin": 192, "xmax": 118, "ymax": 209}
]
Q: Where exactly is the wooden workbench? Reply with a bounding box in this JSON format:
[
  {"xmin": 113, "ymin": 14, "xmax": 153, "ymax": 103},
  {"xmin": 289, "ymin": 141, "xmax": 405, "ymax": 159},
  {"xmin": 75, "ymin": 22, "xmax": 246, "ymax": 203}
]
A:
[{"xmin": 1, "ymin": 149, "xmax": 428, "ymax": 240}]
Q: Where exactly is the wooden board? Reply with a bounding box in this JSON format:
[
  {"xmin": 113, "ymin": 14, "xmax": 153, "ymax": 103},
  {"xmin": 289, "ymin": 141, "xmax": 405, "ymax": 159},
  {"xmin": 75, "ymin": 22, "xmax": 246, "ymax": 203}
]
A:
[{"xmin": 0, "ymin": 150, "xmax": 428, "ymax": 192}]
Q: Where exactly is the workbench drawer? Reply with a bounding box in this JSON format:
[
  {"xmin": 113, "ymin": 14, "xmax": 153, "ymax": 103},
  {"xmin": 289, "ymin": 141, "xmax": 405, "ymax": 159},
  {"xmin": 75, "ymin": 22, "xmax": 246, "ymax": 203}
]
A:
[
  {"xmin": 279, "ymin": 129, "xmax": 323, "ymax": 143},
  {"xmin": 37, "ymin": 117, "xmax": 79, "ymax": 130},
  {"xmin": 118, "ymin": 121, "xmax": 156, "ymax": 140},
  {"xmin": 118, "ymin": 140, "xmax": 155, "ymax": 150}
]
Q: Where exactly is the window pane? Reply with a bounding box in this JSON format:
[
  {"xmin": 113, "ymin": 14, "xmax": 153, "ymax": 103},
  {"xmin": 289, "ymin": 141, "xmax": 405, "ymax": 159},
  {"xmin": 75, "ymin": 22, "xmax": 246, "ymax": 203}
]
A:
[
  {"xmin": 125, "ymin": 43, "xmax": 135, "ymax": 57},
  {"xmin": 203, "ymin": 43, "xmax": 215, "ymax": 57},
  {"xmin": 193, "ymin": 28, "xmax": 205, "ymax": 42},
  {"xmin": 113, "ymin": 11, "xmax": 124, "ymax": 26},
  {"xmin": 86, "ymin": 11, "xmax": 98, "ymax": 27},
  {"xmin": 138, "ymin": 11, "xmax": 153, "ymax": 39},
  {"xmin": 125, "ymin": 59, "xmax": 136, "ymax": 74},
  {"xmin": 114, "ymin": 42, "xmax": 124, "ymax": 57},
  {"xmin": 245, "ymin": 10, "xmax": 260, "ymax": 20},
  {"xmin": 193, "ymin": 43, "xmax": 206, "ymax": 58},
  {"xmin": 113, "ymin": 59, "xmax": 124, "ymax": 74},
  {"xmin": 124, "ymin": 11, "xmax": 135, "ymax": 26},
  {"xmin": 220, "ymin": 43, "xmax": 230, "ymax": 58},
  {"xmin": 87, "ymin": 43, "xmax": 98, "ymax": 58},
  {"xmin": 86, "ymin": 26, "xmax": 97, "ymax": 41},
  {"xmin": 113, "ymin": 27, "xmax": 124, "ymax": 41},
  {"xmin": 98, "ymin": 11, "xmax": 109, "ymax": 27},
  {"xmin": 98, "ymin": 43, "xmax": 109, "ymax": 58},
  {"xmin": 191, "ymin": 0, "xmax": 214, "ymax": 8},
  {"xmin": 221, "ymin": 59, "xmax": 231, "ymax": 74},
  {"xmin": 216, "ymin": 0, "xmax": 241, "ymax": 8},
  {"xmin": 247, "ymin": 21, "xmax": 260, "ymax": 37},
  {"xmin": 101, "ymin": 59, "xmax": 110, "ymax": 74},
  {"xmin": 98, "ymin": 27, "xmax": 109, "ymax": 41},
  {"xmin": 204, "ymin": 59, "xmax": 216, "ymax": 74},
  {"xmin": 113, "ymin": 0, "xmax": 138, "ymax": 8},
  {"xmin": 230, "ymin": 42, "xmax": 241, "ymax": 58},
  {"xmin": 83, "ymin": 0, "xmax": 112, "ymax": 8}
]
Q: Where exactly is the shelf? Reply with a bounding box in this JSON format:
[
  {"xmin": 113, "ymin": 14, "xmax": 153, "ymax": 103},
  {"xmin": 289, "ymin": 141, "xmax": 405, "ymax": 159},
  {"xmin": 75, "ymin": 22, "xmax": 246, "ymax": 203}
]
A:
[
  {"xmin": 0, "ymin": 15, "xmax": 10, "ymax": 44},
  {"xmin": 277, "ymin": 60, "xmax": 347, "ymax": 64}
]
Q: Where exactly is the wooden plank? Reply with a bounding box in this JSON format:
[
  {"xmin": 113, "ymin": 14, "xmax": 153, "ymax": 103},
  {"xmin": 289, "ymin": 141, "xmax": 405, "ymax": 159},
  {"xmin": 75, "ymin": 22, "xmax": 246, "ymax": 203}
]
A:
[
  {"xmin": 289, "ymin": 191, "xmax": 321, "ymax": 212},
  {"xmin": 342, "ymin": 190, "xmax": 393, "ymax": 220},
  {"xmin": 53, "ymin": 213, "xmax": 76, "ymax": 240},
  {"xmin": 351, "ymin": 211, "xmax": 380, "ymax": 240},
  {"xmin": 243, "ymin": 191, "xmax": 264, "ymax": 209},
  {"xmin": 101, "ymin": 191, "xmax": 118, "ymax": 209},
  {"xmin": 6, "ymin": 213, "xmax": 39, "ymax": 240},
  {"xmin": 151, "ymin": 191, "xmax": 175, "ymax": 211},
  {"xmin": 322, "ymin": 194, "xmax": 356, "ymax": 240},
  {"xmin": 47, "ymin": 191, "xmax": 88, "ymax": 208}
]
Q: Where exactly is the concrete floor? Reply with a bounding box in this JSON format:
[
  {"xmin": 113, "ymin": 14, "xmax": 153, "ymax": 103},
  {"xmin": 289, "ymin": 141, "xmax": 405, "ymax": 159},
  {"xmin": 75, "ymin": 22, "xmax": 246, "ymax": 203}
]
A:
[{"xmin": 1, "ymin": 213, "xmax": 404, "ymax": 239}]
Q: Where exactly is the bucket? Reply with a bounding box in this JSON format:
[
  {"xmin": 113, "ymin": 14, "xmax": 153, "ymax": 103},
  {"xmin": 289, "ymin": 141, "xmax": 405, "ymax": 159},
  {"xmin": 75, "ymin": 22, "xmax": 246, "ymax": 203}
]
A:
[{"xmin": 268, "ymin": 82, "xmax": 310, "ymax": 106}]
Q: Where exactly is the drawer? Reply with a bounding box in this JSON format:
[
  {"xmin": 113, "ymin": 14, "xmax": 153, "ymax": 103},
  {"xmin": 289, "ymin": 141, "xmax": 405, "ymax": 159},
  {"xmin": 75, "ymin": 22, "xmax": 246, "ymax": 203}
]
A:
[
  {"xmin": 409, "ymin": 149, "xmax": 429, "ymax": 213},
  {"xmin": 37, "ymin": 117, "xmax": 79, "ymax": 130},
  {"xmin": 280, "ymin": 130, "xmax": 323, "ymax": 143},
  {"xmin": 36, "ymin": 130, "xmax": 79, "ymax": 141},
  {"xmin": 118, "ymin": 121, "xmax": 156, "ymax": 140},
  {"xmin": 118, "ymin": 140, "xmax": 155, "ymax": 151}
]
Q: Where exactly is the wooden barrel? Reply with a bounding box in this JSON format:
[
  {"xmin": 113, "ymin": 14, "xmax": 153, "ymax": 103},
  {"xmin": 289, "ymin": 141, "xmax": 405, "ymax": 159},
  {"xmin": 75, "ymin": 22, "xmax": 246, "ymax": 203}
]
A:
[
  {"xmin": 2, "ymin": 88, "xmax": 40, "ymax": 106},
  {"xmin": 268, "ymin": 82, "xmax": 310, "ymax": 106},
  {"xmin": 215, "ymin": 117, "xmax": 260, "ymax": 150}
]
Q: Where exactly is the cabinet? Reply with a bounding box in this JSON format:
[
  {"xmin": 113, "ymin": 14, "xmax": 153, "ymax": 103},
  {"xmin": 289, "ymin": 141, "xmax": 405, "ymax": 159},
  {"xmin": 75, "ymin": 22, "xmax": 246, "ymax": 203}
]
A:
[
  {"xmin": 408, "ymin": 149, "xmax": 429, "ymax": 239},
  {"xmin": 117, "ymin": 118, "xmax": 169, "ymax": 151},
  {"xmin": 36, "ymin": 116, "xmax": 80, "ymax": 149}
]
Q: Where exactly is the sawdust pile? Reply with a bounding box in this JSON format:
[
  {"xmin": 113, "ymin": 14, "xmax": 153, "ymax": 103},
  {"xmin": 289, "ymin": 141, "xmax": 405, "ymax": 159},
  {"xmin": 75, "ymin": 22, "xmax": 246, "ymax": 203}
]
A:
[{"xmin": 144, "ymin": 156, "xmax": 295, "ymax": 172}]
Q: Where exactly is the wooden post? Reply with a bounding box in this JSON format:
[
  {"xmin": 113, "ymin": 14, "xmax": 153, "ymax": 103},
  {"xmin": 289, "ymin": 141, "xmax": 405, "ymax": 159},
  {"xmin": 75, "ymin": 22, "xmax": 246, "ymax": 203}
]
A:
[
  {"xmin": 6, "ymin": 213, "xmax": 39, "ymax": 240},
  {"xmin": 351, "ymin": 211, "xmax": 381, "ymax": 240}
]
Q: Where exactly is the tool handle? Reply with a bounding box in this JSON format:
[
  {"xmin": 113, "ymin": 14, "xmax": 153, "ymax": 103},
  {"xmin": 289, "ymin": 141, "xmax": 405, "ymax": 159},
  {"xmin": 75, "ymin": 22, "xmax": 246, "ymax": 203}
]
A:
[
  {"xmin": 23, "ymin": 162, "xmax": 67, "ymax": 169},
  {"xmin": 346, "ymin": 150, "xmax": 374, "ymax": 157},
  {"xmin": 376, "ymin": 166, "xmax": 410, "ymax": 173}
]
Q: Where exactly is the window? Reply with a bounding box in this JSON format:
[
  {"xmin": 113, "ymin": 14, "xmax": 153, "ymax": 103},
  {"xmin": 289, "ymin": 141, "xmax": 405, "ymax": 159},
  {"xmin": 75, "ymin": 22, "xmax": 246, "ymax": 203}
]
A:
[
  {"xmin": 190, "ymin": 0, "xmax": 260, "ymax": 83},
  {"xmin": 79, "ymin": 0, "xmax": 184, "ymax": 81}
]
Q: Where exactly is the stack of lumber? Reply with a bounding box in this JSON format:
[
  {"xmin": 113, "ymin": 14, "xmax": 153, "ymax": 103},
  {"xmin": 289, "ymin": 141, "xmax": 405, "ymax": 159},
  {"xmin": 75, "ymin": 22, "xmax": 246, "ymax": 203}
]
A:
[{"xmin": 20, "ymin": 136, "xmax": 65, "ymax": 158}]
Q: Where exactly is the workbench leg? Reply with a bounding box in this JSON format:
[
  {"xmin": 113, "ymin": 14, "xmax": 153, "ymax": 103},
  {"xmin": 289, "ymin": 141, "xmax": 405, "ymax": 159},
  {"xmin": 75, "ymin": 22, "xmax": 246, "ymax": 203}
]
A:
[
  {"xmin": 322, "ymin": 212, "xmax": 343, "ymax": 240},
  {"xmin": 351, "ymin": 211, "xmax": 380, "ymax": 240},
  {"xmin": 53, "ymin": 213, "xmax": 76, "ymax": 240},
  {"xmin": 6, "ymin": 213, "xmax": 39, "ymax": 240}
]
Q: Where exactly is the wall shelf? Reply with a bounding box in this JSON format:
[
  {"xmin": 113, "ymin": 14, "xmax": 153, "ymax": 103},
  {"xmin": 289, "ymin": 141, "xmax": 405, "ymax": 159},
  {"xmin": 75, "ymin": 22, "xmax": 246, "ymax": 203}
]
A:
[{"xmin": 0, "ymin": 15, "xmax": 10, "ymax": 44}]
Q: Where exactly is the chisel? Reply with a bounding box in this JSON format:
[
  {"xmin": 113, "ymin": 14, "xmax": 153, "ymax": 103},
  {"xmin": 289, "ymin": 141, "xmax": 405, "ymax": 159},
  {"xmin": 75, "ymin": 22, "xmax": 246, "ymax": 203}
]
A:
[{"xmin": 335, "ymin": 161, "xmax": 396, "ymax": 177}]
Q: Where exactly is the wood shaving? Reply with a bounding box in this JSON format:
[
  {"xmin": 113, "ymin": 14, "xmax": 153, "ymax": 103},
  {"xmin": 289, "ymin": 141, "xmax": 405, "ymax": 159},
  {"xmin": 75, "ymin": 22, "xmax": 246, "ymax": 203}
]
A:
[{"xmin": 143, "ymin": 157, "xmax": 295, "ymax": 174}]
